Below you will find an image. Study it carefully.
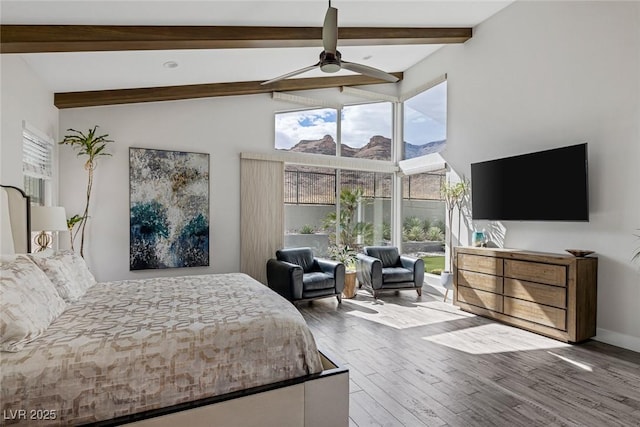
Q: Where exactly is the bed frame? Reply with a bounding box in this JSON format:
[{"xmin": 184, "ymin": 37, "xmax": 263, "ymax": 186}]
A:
[{"xmin": 0, "ymin": 185, "xmax": 349, "ymax": 427}]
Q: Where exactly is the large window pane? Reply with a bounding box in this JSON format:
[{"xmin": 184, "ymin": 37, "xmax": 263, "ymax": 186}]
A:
[
  {"xmin": 275, "ymin": 108, "xmax": 337, "ymax": 155},
  {"xmin": 339, "ymin": 170, "xmax": 392, "ymax": 249},
  {"xmin": 401, "ymin": 172, "xmax": 446, "ymax": 273},
  {"xmin": 284, "ymin": 165, "xmax": 335, "ymax": 257},
  {"xmin": 341, "ymin": 102, "xmax": 392, "ymax": 160},
  {"xmin": 403, "ymin": 80, "xmax": 447, "ymax": 159}
]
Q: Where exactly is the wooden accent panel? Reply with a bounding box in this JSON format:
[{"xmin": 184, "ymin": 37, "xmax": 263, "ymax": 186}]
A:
[
  {"xmin": 504, "ymin": 259, "xmax": 566, "ymax": 286},
  {"xmin": 54, "ymin": 73, "xmax": 404, "ymax": 108},
  {"xmin": 457, "ymin": 286, "xmax": 503, "ymax": 313},
  {"xmin": 504, "ymin": 297, "xmax": 566, "ymax": 330},
  {"xmin": 1, "ymin": 25, "xmax": 472, "ymax": 53},
  {"xmin": 240, "ymin": 159, "xmax": 284, "ymax": 285},
  {"xmin": 457, "ymin": 254, "xmax": 503, "ymax": 276},
  {"xmin": 504, "ymin": 278, "xmax": 567, "ymax": 309},
  {"xmin": 458, "ymin": 270, "xmax": 503, "ymax": 294}
]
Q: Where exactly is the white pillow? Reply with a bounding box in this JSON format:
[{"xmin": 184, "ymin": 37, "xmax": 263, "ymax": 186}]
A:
[
  {"xmin": 0, "ymin": 255, "xmax": 67, "ymax": 352},
  {"xmin": 28, "ymin": 250, "xmax": 96, "ymax": 302}
]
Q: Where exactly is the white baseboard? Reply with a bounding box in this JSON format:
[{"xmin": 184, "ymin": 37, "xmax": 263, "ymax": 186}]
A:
[{"xmin": 594, "ymin": 328, "xmax": 640, "ymax": 353}]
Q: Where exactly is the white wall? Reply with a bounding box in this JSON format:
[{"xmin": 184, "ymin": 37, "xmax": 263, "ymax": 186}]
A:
[
  {"xmin": 402, "ymin": 1, "xmax": 640, "ymax": 351},
  {"xmin": 58, "ymin": 95, "xmax": 275, "ymax": 281},
  {"xmin": 1, "ymin": 56, "xmax": 59, "ymax": 191}
]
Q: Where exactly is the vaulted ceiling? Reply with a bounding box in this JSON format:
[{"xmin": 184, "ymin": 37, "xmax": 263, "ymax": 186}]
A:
[{"xmin": 1, "ymin": 1, "xmax": 514, "ymax": 107}]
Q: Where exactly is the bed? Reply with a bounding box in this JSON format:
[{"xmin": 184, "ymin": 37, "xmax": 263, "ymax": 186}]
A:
[{"xmin": 0, "ymin": 185, "xmax": 348, "ymax": 426}]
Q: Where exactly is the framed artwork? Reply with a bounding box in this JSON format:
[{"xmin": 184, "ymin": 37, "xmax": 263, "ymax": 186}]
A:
[{"xmin": 129, "ymin": 147, "xmax": 210, "ymax": 270}]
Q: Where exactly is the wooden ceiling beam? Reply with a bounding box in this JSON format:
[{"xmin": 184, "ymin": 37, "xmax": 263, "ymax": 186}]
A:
[
  {"xmin": 1, "ymin": 25, "xmax": 471, "ymax": 53},
  {"xmin": 54, "ymin": 72, "xmax": 404, "ymax": 108}
]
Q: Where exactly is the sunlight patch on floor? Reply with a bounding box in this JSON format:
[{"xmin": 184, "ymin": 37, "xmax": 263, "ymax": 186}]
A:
[
  {"xmin": 343, "ymin": 297, "xmax": 470, "ymax": 329},
  {"xmin": 422, "ymin": 323, "xmax": 572, "ymax": 354},
  {"xmin": 547, "ymin": 351, "xmax": 593, "ymax": 371}
]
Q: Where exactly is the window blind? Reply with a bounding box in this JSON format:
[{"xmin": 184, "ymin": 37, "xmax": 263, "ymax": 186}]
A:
[{"xmin": 22, "ymin": 128, "xmax": 53, "ymax": 180}]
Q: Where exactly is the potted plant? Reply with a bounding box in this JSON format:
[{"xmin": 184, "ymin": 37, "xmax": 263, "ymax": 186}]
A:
[
  {"xmin": 329, "ymin": 244, "xmax": 358, "ymax": 298},
  {"xmin": 440, "ymin": 178, "xmax": 470, "ymax": 292},
  {"xmin": 59, "ymin": 126, "xmax": 113, "ymax": 258}
]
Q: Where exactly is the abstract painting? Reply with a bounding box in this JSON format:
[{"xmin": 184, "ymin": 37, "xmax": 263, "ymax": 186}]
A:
[{"xmin": 129, "ymin": 148, "xmax": 209, "ymax": 270}]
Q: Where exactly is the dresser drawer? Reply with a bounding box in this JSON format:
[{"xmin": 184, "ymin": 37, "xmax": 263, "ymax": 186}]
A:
[
  {"xmin": 457, "ymin": 286, "xmax": 503, "ymax": 312},
  {"xmin": 458, "ymin": 270, "xmax": 503, "ymax": 294},
  {"xmin": 504, "ymin": 259, "xmax": 566, "ymax": 286},
  {"xmin": 504, "ymin": 278, "xmax": 566, "ymax": 309},
  {"xmin": 457, "ymin": 254, "xmax": 503, "ymax": 275},
  {"xmin": 503, "ymin": 297, "xmax": 566, "ymax": 330}
]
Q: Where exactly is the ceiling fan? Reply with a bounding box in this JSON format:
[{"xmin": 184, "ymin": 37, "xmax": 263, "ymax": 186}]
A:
[{"xmin": 261, "ymin": 1, "xmax": 400, "ymax": 85}]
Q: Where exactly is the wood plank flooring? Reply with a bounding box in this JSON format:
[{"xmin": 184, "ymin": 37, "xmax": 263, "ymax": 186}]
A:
[{"xmin": 298, "ymin": 289, "xmax": 640, "ymax": 427}]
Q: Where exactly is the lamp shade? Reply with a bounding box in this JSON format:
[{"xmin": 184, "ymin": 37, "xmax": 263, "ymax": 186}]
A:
[{"xmin": 31, "ymin": 206, "xmax": 68, "ymax": 232}]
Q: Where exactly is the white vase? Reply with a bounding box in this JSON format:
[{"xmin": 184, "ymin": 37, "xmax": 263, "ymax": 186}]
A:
[
  {"xmin": 440, "ymin": 271, "xmax": 454, "ymax": 289},
  {"xmin": 440, "ymin": 271, "xmax": 454, "ymax": 302}
]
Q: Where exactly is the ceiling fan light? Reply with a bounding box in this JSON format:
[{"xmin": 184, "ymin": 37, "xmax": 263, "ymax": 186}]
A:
[{"xmin": 321, "ymin": 63, "xmax": 341, "ymax": 73}]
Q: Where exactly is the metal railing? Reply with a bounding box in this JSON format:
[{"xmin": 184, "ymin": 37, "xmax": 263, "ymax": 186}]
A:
[{"xmin": 284, "ymin": 168, "xmax": 444, "ymax": 205}]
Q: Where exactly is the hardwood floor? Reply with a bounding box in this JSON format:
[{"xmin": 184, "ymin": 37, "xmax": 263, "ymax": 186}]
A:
[{"xmin": 298, "ymin": 289, "xmax": 640, "ymax": 427}]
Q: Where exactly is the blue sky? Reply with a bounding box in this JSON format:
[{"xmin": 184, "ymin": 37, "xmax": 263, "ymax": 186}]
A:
[{"xmin": 275, "ymin": 81, "xmax": 446, "ymax": 150}]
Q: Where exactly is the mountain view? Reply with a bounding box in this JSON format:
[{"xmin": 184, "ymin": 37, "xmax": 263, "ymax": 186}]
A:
[{"xmin": 282, "ymin": 135, "xmax": 445, "ymax": 160}]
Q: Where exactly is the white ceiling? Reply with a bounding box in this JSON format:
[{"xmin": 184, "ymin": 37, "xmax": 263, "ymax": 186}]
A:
[{"xmin": 1, "ymin": 1, "xmax": 514, "ymax": 92}]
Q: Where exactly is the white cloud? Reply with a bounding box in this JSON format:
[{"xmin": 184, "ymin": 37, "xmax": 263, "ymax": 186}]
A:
[
  {"xmin": 341, "ymin": 102, "xmax": 392, "ymax": 148},
  {"xmin": 275, "ymin": 109, "xmax": 336, "ymax": 149}
]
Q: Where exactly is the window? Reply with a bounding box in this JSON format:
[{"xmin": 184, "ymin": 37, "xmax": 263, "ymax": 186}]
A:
[
  {"xmin": 283, "ymin": 165, "xmax": 392, "ymax": 256},
  {"xmin": 275, "ymin": 79, "xmax": 448, "ymax": 273},
  {"xmin": 275, "ymin": 108, "xmax": 337, "ymax": 155},
  {"xmin": 403, "ymin": 80, "xmax": 447, "ymax": 159},
  {"xmin": 22, "ymin": 124, "xmax": 54, "ymax": 206},
  {"xmin": 341, "ymin": 102, "xmax": 392, "ymax": 160}
]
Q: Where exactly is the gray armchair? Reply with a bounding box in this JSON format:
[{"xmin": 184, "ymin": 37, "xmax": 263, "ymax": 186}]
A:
[
  {"xmin": 356, "ymin": 246, "xmax": 424, "ymax": 298},
  {"xmin": 266, "ymin": 247, "xmax": 345, "ymax": 303}
]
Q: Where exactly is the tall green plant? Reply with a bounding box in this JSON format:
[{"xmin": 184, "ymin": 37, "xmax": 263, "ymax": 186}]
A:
[
  {"xmin": 442, "ymin": 178, "xmax": 470, "ymax": 271},
  {"xmin": 323, "ymin": 187, "xmax": 372, "ymax": 248},
  {"xmin": 59, "ymin": 126, "xmax": 113, "ymax": 257}
]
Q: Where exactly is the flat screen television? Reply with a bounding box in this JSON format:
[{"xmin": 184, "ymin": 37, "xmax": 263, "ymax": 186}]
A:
[{"xmin": 471, "ymin": 143, "xmax": 589, "ymax": 221}]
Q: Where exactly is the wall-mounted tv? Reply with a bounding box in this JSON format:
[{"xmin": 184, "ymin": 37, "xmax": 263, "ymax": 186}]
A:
[{"xmin": 471, "ymin": 143, "xmax": 589, "ymax": 221}]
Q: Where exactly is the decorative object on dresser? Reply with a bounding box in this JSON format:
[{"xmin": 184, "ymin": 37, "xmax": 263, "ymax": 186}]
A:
[
  {"xmin": 453, "ymin": 246, "xmax": 597, "ymax": 343},
  {"xmin": 29, "ymin": 206, "xmax": 67, "ymax": 252},
  {"xmin": 129, "ymin": 148, "xmax": 210, "ymax": 270},
  {"xmin": 59, "ymin": 126, "xmax": 113, "ymax": 258}
]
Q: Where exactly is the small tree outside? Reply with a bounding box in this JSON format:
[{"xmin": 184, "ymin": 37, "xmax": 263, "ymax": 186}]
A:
[{"xmin": 323, "ymin": 187, "xmax": 372, "ymax": 249}]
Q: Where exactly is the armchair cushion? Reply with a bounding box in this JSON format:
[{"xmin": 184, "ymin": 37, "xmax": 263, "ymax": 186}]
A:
[
  {"xmin": 303, "ymin": 272, "xmax": 335, "ymax": 291},
  {"xmin": 276, "ymin": 248, "xmax": 315, "ymax": 273},
  {"xmin": 382, "ymin": 267, "xmax": 414, "ymax": 284},
  {"xmin": 364, "ymin": 246, "xmax": 400, "ymax": 268}
]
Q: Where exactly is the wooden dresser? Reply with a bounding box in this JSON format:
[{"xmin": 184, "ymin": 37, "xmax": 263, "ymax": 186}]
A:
[{"xmin": 453, "ymin": 247, "xmax": 597, "ymax": 343}]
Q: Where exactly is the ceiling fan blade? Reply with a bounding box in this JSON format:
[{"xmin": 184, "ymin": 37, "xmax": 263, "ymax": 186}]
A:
[
  {"xmin": 322, "ymin": 6, "xmax": 338, "ymax": 54},
  {"xmin": 261, "ymin": 63, "xmax": 321, "ymax": 85},
  {"xmin": 341, "ymin": 61, "xmax": 400, "ymax": 83}
]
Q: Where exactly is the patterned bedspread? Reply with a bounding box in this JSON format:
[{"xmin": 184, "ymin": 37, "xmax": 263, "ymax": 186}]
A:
[{"xmin": 1, "ymin": 273, "xmax": 322, "ymax": 425}]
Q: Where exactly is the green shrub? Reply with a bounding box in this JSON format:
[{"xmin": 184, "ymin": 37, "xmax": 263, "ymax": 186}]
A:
[
  {"xmin": 426, "ymin": 226, "xmax": 444, "ymax": 242},
  {"xmin": 430, "ymin": 268, "xmax": 443, "ymax": 275},
  {"xmin": 299, "ymin": 224, "xmax": 315, "ymax": 234},
  {"xmin": 405, "ymin": 225, "xmax": 425, "ymax": 241}
]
